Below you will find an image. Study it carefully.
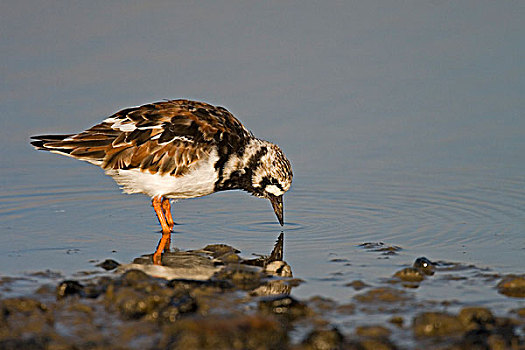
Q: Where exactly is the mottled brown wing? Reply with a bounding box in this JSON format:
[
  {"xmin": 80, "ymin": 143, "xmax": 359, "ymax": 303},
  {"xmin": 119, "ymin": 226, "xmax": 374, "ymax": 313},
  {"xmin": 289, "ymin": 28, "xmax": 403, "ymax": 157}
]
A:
[{"xmin": 35, "ymin": 100, "xmax": 252, "ymax": 176}]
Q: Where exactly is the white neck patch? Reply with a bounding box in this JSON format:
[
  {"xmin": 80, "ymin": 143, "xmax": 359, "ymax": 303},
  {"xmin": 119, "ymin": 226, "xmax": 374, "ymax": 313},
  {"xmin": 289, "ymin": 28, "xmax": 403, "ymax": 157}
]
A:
[{"xmin": 265, "ymin": 184, "xmax": 284, "ymax": 196}]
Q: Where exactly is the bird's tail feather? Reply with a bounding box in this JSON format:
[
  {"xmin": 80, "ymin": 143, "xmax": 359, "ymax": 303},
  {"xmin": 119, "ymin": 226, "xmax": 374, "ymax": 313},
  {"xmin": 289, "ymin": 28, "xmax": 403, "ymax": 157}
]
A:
[
  {"xmin": 30, "ymin": 134, "xmax": 75, "ymax": 153},
  {"xmin": 30, "ymin": 134, "xmax": 105, "ymax": 165}
]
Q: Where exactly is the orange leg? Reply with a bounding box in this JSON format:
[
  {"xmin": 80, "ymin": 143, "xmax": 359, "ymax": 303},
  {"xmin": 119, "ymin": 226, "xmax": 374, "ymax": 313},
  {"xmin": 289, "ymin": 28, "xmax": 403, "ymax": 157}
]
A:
[
  {"xmin": 162, "ymin": 198, "xmax": 174, "ymax": 230},
  {"xmin": 153, "ymin": 234, "xmax": 171, "ymax": 265},
  {"xmin": 152, "ymin": 196, "xmax": 171, "ymax": 265},
  {"xmin": 161, "ymin": 198, "xmax": 173, "ymax": 250}
]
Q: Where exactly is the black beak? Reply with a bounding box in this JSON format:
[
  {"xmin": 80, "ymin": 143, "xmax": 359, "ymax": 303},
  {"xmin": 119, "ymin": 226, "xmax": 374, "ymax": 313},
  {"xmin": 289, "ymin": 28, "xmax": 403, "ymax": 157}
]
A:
[{"xmin": 269, "ymin": 195, "xmax": 284, "ymax": 226}]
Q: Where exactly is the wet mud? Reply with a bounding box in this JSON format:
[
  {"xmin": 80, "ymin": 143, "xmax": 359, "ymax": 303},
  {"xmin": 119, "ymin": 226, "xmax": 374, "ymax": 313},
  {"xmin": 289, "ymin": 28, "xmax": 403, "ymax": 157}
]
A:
[{"xmin": 0, "ymin": 234, "xmax": 523, "ymax": 349}]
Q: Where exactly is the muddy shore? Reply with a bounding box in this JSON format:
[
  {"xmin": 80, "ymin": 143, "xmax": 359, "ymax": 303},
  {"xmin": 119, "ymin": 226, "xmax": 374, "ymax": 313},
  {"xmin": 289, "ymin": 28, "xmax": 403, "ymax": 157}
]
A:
[{"xmin": 1, "ymin": 235, "xmax": 523, "ymax": 349}]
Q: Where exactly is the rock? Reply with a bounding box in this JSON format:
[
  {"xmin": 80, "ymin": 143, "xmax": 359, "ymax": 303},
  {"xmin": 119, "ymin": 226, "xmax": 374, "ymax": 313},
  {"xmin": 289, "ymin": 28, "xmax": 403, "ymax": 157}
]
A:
[
  {"xmin": 302, "ymin": 327, "xmax": 345, "ymax": 350},
  {"xmin": 336, "ymin": 303, "xmax": 356, "ymax": 315},
  {"xmin": 159, "ymin": 314, "xmax": 287, "ymax": 349},
  {"xmin": 159, "ymin": 294, "xmax": 198, "ymax": 323},
  {"xmin": 497, "ymin": 275, "xmax": 525, "ymax": 298},
  {"xmin": 258, "ymin": 295, "xmax": 311, "ymax": 321},
  {"xmin": 458, "ymin": 307, "xmax": 495, "ymax": 330},
  {"xmin": 388, "ymin": 316, "xmax": 404, "ymax": 327},
  {"xmin": 393, "ymin": 268, "xmax": 424, "ymax": 282},
  {"xmin": 345, "ymin": 280, "xmax": 369, "ymax": 290},
  {"xmin": 56, "ymin": 280, "xmax": 84, "ymax": 299},
  {"xmin": 354, "ymin": 287, "xmax": 411, "ymax": 303},
  {"xmin": 413, "ymin": 257, "xmax": 435, "ymax": 276},
  {"xmin": 308, "ymin": 296, "xmax": 337, "ymax": 311},
  {"xmin": 0, "ymin": 337, "xmax": 49, "ymax": 350},
  {"xmin": 120, "ymin": 269, "xmax": 156, "ymax": 286},
  {"xmin": 167, "ymin": 278, "xmax": 232, "ymax": 292},
  {"xmin": 100, "ymin": 268, "xmax": 199, "ymax": 323},
  {"xmin": 359, "ymin": 242, "xmax": 402, "ymax": 255},
  {"xmin": 0, "ymin": 297, "xmax": 54, "ymax": 341},
  {"xmin": 412, "ymin": 312, "xmax": 464, "ymax": 337},
  {"xmin": 96, "ymin": 259, "xmax": 120, "ymax": 270},
  {"xmin": 0, "ymin": 297, "xmax": 48, "ymax": 315},
  {"xmin": 356, "ymin": 325, "xmax": 391, "ymax": 338},
  {"xmin": 356, "ymin": 338, "xmax": 398, "ymax": 350}
]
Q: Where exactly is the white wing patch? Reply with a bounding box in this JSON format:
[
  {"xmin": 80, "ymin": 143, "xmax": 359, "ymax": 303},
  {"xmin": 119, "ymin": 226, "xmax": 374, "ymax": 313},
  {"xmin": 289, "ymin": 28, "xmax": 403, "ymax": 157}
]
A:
[
  {"xmin": 156, "ymin": 135, "xmax": 194, "ymax": 144},
  {"xmin": 103, "ymin": 117, "xmax": 138, "ymax": 132}
]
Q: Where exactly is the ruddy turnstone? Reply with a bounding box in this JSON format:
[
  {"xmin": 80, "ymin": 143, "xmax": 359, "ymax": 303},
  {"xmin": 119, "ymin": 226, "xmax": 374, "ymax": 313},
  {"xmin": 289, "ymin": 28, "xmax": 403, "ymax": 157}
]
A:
[{"xmin": 31, "ymin": 99, "xmax": 293, "ymax": 264}]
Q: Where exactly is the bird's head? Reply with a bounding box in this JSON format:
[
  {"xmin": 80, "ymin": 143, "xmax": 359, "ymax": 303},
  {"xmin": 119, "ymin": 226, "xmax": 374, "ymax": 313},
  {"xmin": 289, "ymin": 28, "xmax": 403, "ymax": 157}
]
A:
[{"xmin": 248, "ymin": 141, "xmax": 293, "ymax": 226}]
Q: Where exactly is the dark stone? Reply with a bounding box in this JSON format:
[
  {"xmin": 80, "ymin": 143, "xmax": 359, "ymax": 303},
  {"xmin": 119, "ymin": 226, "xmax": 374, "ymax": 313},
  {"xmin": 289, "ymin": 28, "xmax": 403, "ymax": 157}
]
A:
[
  {"xmin": 388, "ymin": 316, "xmax": 404, "ymax": 327},
  {"xmin": 413, "ymin": 257, "xmax": 435, "ymax": 275},
  {"xmin": 110, "ymin": 285, "xmax": 174, "ymax": 320},
  {"xmin": 345, "ymin": 280, "xmax": 369, "ymax": 290},
  {"xmin": 359, "ymin": 242, "xmax": 402, "ymax": 255},
  {"xmin": 96, "ymin": 259, "xmax": 120, "ymax": 271},
  {"xmin": 56, "ymin": 280, "xmax": 84, "ymax": 300}
]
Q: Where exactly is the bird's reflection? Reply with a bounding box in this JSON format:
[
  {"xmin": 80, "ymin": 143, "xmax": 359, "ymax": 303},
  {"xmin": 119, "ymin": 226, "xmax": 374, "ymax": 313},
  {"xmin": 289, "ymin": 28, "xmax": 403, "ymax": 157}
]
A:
[
  {"xmin": 243, "ymin": 232, "xmax": 294, "ymax": 296},
  {"xmin": 126, "ymin": 231, "xmax": 295, "ymax": 296}
]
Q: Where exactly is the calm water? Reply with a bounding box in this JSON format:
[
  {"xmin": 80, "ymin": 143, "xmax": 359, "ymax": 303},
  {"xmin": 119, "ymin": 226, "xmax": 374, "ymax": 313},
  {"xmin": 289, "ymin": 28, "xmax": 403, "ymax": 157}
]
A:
[{"xmin": 1, "ymin": 0, "xmax": 524, "ymax": 326}]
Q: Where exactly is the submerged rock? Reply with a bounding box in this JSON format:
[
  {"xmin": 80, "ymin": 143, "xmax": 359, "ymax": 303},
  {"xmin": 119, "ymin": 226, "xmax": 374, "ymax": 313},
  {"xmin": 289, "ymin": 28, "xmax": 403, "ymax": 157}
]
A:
[
  {"xmin": 345, "ymin": 280, "xmax": 369, "ymax": 290},
  {"xmin": 354, "ymin": 287, "xmax": 412, "ymax": 303},
  {"xmin": 359, "ymin": 242, "xmax": 402, "ymax": 255},
  {"xmin": 96, "ymin": 258, "xmax": 120, "ymax": 270},
  {"xmin": 393, "ymin": 257, "xmax": 436, "ymax": 286},
  {"xmin": 497, "ymin": 274, "xmax": 525, "ymax": 298},
  {"xmin": 393, "ymin": 267, "xmax": 424, "ymax": 282}
]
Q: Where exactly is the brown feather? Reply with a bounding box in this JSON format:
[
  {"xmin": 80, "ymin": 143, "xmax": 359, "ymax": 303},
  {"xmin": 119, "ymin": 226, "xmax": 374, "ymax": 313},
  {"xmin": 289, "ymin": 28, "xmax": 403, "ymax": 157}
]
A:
[{"xmin": 32, "ymin": 99, "xmax": 252, "ymax": 176}]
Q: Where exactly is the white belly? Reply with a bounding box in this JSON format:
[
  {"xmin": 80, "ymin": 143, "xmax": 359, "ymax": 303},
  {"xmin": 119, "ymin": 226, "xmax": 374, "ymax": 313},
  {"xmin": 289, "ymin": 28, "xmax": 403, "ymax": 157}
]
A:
[{"xmin": 106, "ymin": 151, "xmax": 219, "ymax": 199}]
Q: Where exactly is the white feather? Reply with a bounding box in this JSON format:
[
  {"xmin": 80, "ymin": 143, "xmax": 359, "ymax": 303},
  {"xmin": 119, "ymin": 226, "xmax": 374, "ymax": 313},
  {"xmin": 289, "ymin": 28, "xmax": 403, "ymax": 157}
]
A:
[
  {"xmin": 265, "ymin": 184, "xmax": 285, "ymax": 196},
  {"xmin": 106, "ymin": 149, "xmax": 219, "ymax": 198}
]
